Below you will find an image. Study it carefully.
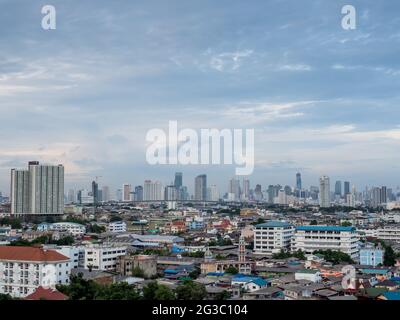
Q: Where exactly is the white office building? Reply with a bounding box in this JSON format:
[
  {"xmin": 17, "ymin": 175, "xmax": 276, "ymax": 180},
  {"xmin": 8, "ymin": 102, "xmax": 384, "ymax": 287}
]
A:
[
  {"xmin": 319, "ymin": 176, "xmax": 331, "ymax": 208},
  {"xmin": 49, "ymin": 222, "xmax": 86, "ymax": 237},
  {"xmin": 0, "ymin": 246, "xmax": 71, "ymax": 298},
  {"xmin": 84, "ymin": 245, "xmax": 127, "ymax": 271},
  {"xmin": 253, "ymin": 221, "xmax": 295, "ymax": 255},
  {"xmin": 292, "ymin": 226, "xmax": 359, "ymax": 259},
  {"xmin": 43, "ymin": 245, "xmax": 85, "ymax": 269},
  {"xmin": 107, "ymin": 221, "xmax": 127, "ymax": 233},
  {"xmin": 377, "ymin": 225, "xmax": 400, "ymax": 243}
]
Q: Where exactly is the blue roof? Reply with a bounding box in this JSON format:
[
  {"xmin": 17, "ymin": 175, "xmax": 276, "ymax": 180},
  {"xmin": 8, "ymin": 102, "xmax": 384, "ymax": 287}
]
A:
[
  {"xmin": 232, "ymin": 276, "xmax": 268, "ymax": 287},
  {"xmin": 296, "ymin": 226, "xmax": 355, "ymax": 232},
  {"xmin": 255, "ymin": 221, "xmax": 293, "ymax": 228},
  {"xmin": 382, "ymin": 291, "xmax": 400, "ymax": 301},
  {"xmin": 360, "ymin": 268, "xmax": 390, "ymax": 275},
  {"xmin": 390, "ymin": 277, "xmax": 400, "ymax": 282},
  {"xmin": 207, "ymin": 272, "xmax": 225, "ymax": 277},
  {"xmin": 164, "ymin": 269, "xmax": 179, "ymax": 274}
]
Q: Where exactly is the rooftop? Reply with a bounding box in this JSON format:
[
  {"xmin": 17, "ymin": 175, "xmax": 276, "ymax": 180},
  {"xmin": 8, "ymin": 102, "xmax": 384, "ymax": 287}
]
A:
[
  {"xmin": 296, "ymin": 226, "xmax": 356, "ymax": 232},
  {"xmin": 255, "ymin": 221, "xmax": 293, "ymax": 228},
  {"xmin": 0, "ymin": 246, "xmax": 69, "ymax": 262}
]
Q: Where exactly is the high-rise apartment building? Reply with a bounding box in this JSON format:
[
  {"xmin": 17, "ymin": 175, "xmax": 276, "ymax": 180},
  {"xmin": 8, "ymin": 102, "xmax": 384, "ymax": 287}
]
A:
[
  {"xmin": 319, "ymin": 176, "xmax": 330, "ymax": 208},
  {"xmin": 228, "ymin": 177, "xmax": 240, "ymax": 201},
  {"xmin": 143, "ymin": 180, "xmax": 163, "ymax": 201},
  {"xmin": 101, "ymin": 186, "xmax": 110, "ymax": 202},
  {"xmin": 194, "ymin": 174, "xmax": 207, "ymax": 201},
  {"xmin": 122, "ymin": 184, "xmax": 132, "ymax": 202},
  {"xmin": 11, "ymin": 161, "xmax": 64, "ymax": 215},
  {"xmin": 207, "ymin": 185, "xmax": 219, "ymax": 201}
]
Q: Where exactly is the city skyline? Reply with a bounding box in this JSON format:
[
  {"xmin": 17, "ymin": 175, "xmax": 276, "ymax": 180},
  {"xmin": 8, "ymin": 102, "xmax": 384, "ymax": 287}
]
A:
[{"xmin": 0, "ymin": 1, "xmax": 400, "ymax": 193}]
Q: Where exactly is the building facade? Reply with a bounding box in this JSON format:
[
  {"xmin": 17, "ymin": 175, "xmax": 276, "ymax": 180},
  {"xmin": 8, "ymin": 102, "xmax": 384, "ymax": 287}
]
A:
[
  {"xmin": 292, "ymin": 226, "xmax": 359, "ymax": 259},
  {"xmin": 253, "ymin": 221, "xmax": 295, "ymax": 255},
  {"xmin": 11, "ymin": 161, "xmax": 64, "ymax": 215},
  {"xmin": 0, "ymin": 246, "xmax": 71, "ymax": 298},
  {"xmin": 84, "ymin": 245, "xmax": 127, "ymax": 271}
]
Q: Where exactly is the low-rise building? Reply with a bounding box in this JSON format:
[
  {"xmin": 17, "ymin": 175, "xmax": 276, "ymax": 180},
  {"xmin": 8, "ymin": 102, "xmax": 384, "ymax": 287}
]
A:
[
  {"xmin": 377, "ymin": 225, "xmax": 400, "ymax": 243},
  {"xmin": 107, "ymin": 221, "xmax": 127, "ymax": 233},
  {"xmin": 253, "ymin": 221, "xmax": 295, "ymax": 256},
  {"xmin": 295, "ymin": 269, "xmax": 322, "ymax": 283},
  {"xmin": 359, "ymin": 244, "xmax": 384, "ymax": 267},
  {"xmin": 291, "ymin": 226, "xmax": 359, "ymax": 259},
  {"xmin": 38, "ymin": 222, "xmax": 86, "ymax": 237},
  {"xmin": 84, "ymin": 245, "xmax": 127, "ymax": 271},
  {"xmin": 116, "ymin": 255, "xmax": 157, "ymax": 278}
]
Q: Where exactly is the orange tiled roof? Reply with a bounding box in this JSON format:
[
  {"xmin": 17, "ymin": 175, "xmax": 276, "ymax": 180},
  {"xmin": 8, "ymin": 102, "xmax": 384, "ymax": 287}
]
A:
[
  {"xmin": 0, "ymin": 246, "xmax": 69, "ymax": 262},
  {"xmin": 24, "ymin": 286, "xmax": 68, "ymax": 300}
]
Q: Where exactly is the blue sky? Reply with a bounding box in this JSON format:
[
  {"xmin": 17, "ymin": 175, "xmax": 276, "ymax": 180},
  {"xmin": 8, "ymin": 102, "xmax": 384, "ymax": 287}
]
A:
[{"xmin": 0, "ymin": 0, "xmax": 400, "ymax": 195}]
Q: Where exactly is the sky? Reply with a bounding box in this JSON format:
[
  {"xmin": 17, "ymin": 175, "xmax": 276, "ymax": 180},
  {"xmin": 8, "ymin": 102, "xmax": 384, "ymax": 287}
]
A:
[{"xmin": 0, "ymin": 0, "xmax": 400, "ymax": 195}]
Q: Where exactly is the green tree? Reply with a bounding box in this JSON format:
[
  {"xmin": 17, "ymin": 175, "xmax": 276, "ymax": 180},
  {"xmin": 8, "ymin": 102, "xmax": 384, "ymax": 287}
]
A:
[
  {"xmin": 310, "ymin": 220, "xmax": 318, "ymax": 225},
  {"xmin": 384, "ymin": 245, "xmax": 396, "ymax": 267},
  {"xmin": 154, "ymin": 285, "xmax": 175, "ymax": 300},
  {"xmin": 0, "ymin": 217, "xmax": 22, "ymax": 229},
  {"xmin": 189, "ymin": 268, "xmax": 200, "ymax": 280},
  {"xmin": 143, "ymin": 281, "xmax": 159, "ymax": 300},
  {"xmin": 0, "ymin": 293, "xmax": 13, "ymax": 300},
  {"xmin": 88, "ymin": 224, "xmax": 106, "ymax": 234},
  {"xmin": 95, "ymin": 282, "xmax": 140, "ymax": 300},
  {"xmin": 341, "ymin": 221, "xmax": 352, "ymax": 227},
  {"xmin": 214, "ymin": 290, "xmax": 231, "ymax": 300},
  {"xmin": 175, "ymin": 280, "xmax": 207, "ymax": 300},
  {"xmin": 314, "ymin": 250, "xmax": 354, "ymax": 265},
  {"xmin": 224, "ymin": 266, "xmax": 239, "ymax": 275},
  {"xmin": 57, "ymin": 273, "xmax": 99, "ymax": 300},
  {"xmin": 110, "ymin": 215, "xmax": 123, "ymax": 222}
]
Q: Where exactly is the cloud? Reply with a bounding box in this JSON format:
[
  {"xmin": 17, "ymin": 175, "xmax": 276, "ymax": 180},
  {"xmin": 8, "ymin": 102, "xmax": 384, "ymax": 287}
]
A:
[
  {"xmin": 278, "ymin": 64, "xmax": 312, "ymax": 71},
  {"xmin": 207, "ymin": 49, "xmax": 254, "ymax": 72}
]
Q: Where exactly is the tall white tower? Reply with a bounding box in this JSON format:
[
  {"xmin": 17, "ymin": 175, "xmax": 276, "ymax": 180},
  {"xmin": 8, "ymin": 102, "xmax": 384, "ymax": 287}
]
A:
[{"xmin": 319, "ymin": 175, "xmax": 331, "ymax": 208}]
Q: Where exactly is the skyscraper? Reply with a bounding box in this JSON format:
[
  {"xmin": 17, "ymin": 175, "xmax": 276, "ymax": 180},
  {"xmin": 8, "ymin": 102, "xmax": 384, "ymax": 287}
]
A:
[
  {"xmin": 207, "ymin": 185, "xmax": 219, "ymax": 201},
  {"xmin": 134, "ymin": 185, "xmax": 143, "ymax": 201},
  {"xmin": 164, "ymin": 185, "xmax": 177, "ymax": 201},
  {"xmin": 174, "ymin": 172, "xmax": 183, "ymax": 189},
  {"xmin": 11, "ymin": 161, "xmax": 64, "ymax": 215},
  {"xmin": 194, "ymin": 174, "xmax": 207, "ymax": 201},
  {"xmin": 92, "ymin": 180, "xmax": 99, "ymax": 205},
  {"xmin": 296, "ymin": 172, "xmax": 302, "ymax": 190},
  {"xmin": 371, "ymin": 187, "xmax": 382, "ymax": 208},
  {"xmin": 319, "ymin": 176, "xmax": 331, "ymax": 208},
  {"xmin": 242, "ymin": 178, "xmax": 250, "ymax": 200},
  {"xmin": 228, "ymin": 177, "xmax": 241, "ymax": 201},
  {"xmin": 335, "ymin": 181, "xmax": 342, "ymax": 197},
  {"xmin": 344, "ymin": 181, "xmax": 350, "ymax": 196},
  {"xmin": 101, "ymin": 186, "xmax": 110, "ymax": 202},
  {"xmin": 143, "ymin": 180, "xmax": 163, "ymax": 201},
  {"xmin": 122, "ymin": 184, "xmax": 132, "ymax": 202},
  {"xmin": 381, "ymin": 186, "xmax": 387, "ymax": 204}
]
